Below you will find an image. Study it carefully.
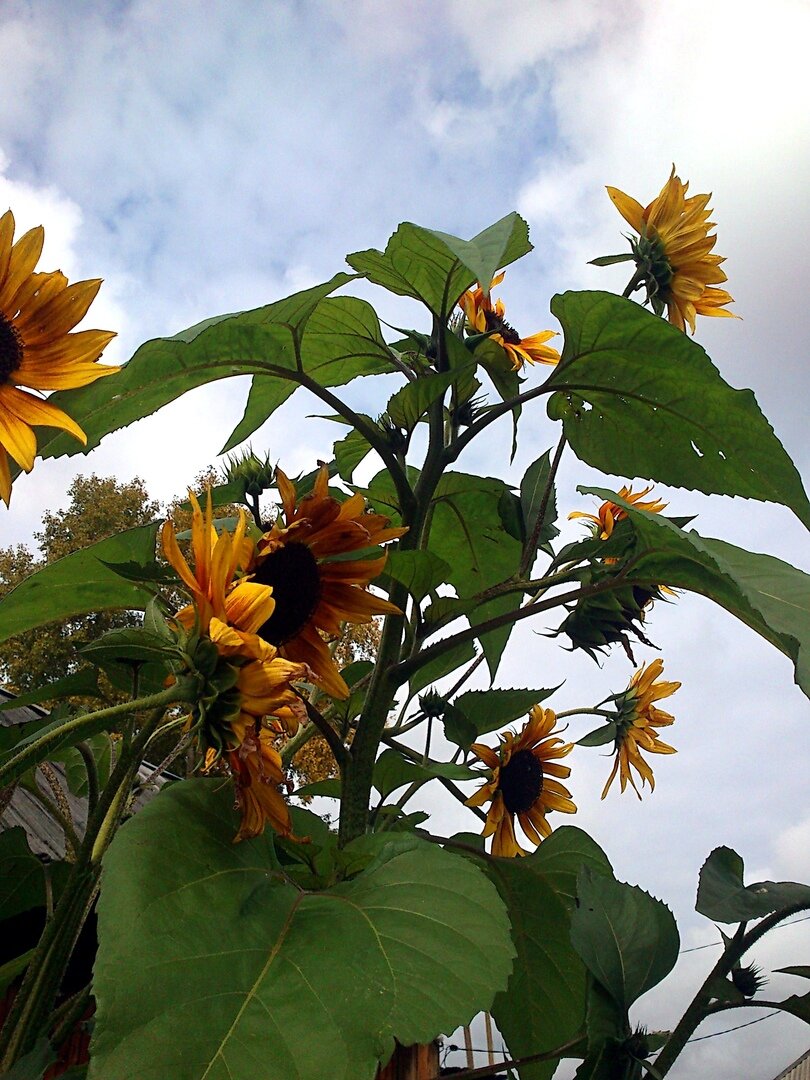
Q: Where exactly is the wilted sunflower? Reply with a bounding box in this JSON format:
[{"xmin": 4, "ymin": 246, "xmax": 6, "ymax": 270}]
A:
[
  {"xmin": 249, "ymin": 465, "xmax": 407, "ymax": 699},
  {"xmin": 467, "ymin": 706, "xmax": 576, "ymax": 857},
  {"xmin": 605, "ymin": 168, "xmax": 738, "ymax": 333},
  {"xmin": 602, "ymin": 658, "xmax": 679, "ymax": 799},
  {"xmin": 569, "ymin": 485, "xmax": 668, "ymax": 541},
  {"xmin": 162, "ymin": 491, "xmax": 309, "ymax": 841},
  {"xmin": 0, "ymin": 210, "xmax": 117, "ymax": 505},
  {"xmin": 458, "ymin": 271, "xmax": 560, "ymax": 372}
]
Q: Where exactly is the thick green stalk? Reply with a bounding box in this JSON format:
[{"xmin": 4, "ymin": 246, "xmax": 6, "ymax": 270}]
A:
[
  {"xmin": 654, "ymin": 902, "xmax": 810, "ymax": 1076},
  {"xmin": 339, "ymin": 319, "xmax": 450, "ymax": 846}
]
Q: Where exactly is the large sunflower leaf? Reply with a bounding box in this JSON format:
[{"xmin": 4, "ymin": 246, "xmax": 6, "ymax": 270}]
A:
[
  {"xmin": 29, "ymin": 274, "xmax": 354, "ymax": 467},
  {"xmin": 90, "ymin": 779, "xmax": 514, "ymax": 1080},
  {"xmin": 581, "ymin": 486, "xmax": 810, "ymax": 697},
  {"xmin": 481, "ymin": 828, "xmax": 613, "ymax": 1080},
  {"xmin": 0, "ymin": 524, "xmax": 159, "ymax": 644},
  {"xmin": 372, "ymin": 748, "xmax": 477, "ymax": 798},
  {"xmin": 429, "ymin": 471, "xmax": 524, "ymax": 678},
  {"xmin": 223, "ymin": 294, "xmax": 398, "ymax": 452},
  {"xmin": 548, "ymin": 292, "xmax": 810, "ymax": 528},
  {"xmin": 347, "ymin": 214, "xmax": 532, "ymax": 321},
  {"xmin": 696, "ymin": 847, "xmax": 810, "ymax": 922},
  {"xmin": 570, "ymin": 868, "xmax": 679, "ymax": 1013}
]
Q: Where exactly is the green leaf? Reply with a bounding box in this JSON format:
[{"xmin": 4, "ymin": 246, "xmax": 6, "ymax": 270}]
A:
[
  {"xmin": 333, "ymin": 427, "xmax": 373, "ymax": 482},
  {"xmin": 372, "ymin": 748, "xmax": 477, "ymax": 798},
  {"xmin": 588, "ymin": 254, "xmax": 636, "ymax": 267},
  {"xmin": 549, "ymin": 292, "xmax": 810, "ymax": 528},
  {"xmin": 293, "ymin": 778, "xmax": 342, "ymax": 799},
  {"xmin": 80, "ymin": 626, "xmax": 181, "ymax": 674},
  {"xmin": 696, "ymin": 846, "xmax": 810, "ymax": 922},
  {"xmin": 520, "ymin": 449, "xmax": 559, "ymax": 550},
  {"xmin": 776, "ymin": 966, "xmax": 810, "ymax": 979},
  {"xmin": 3, "ymin": 1039, "xmax": 57, "ymax": 1079},
  {"xmin": 386, "ymin": 367, "xmax": 469, "ymax": 431},
  {"xmin": 380, "ymin": 549, "xmax": 451, "ymax": 602},
  {"xmin": 0, "ymin": 949, "xmax": 34, "ymax": 997},
  {"xmin": 483, "ymin": 828, "xmax": 613, "ymax": 1080},
  {"xmin": 0, "ymin": 524, "xmax": 160, "ymax": 644},
  {"xmin": 440, "ymin": 702, "xmax": 480, "ymax": 750},
  {"xmin": 772, "ymin": 991, "xmax": 810, "ymax": 1025},
  {"xmin": 347, "ymin": 213, "xmax": 532, "ymax": 321},
  {"xmin": 25, "ymin": 275, "xmax": 353, "ymax": 467},
  {"xmin": 429, "ymin": 471, "xmax": 523, "ymax": 678},
  {"xmin": 408, "ymin": 639, "xmax": 476, "ymax": 696},
  {"xmin": 0, "ymin": 668, "xmax": 101, "ymax": 711},
  {"xmin": 452, "ymin": 688, "xmax": 560, "ymax": 739},
  {"xmin": 91, "ymin": 780, "xmax": 515, "ymax": 1080},
  {"xmin": 582, "ymin": 487, "xmax": 810, "ymax": 699},
  {"xmin": 571, "ymin": 868, "xmax": 679, "ymax": 1011},
  {"xmin": 222, "ymin": 294, "xmax": 398, "ymax": 452},
  {"xmin": 577, "ymin": 723, "xmax": 617, "ymax": 748},
  {"xmin": 0, "ymin": 828, "xmax": 61, "ymax": 921}
]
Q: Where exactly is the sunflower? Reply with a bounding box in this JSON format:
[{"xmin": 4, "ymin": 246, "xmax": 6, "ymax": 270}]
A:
[
  {"xmin": 249, "ymin": 465, "xmax": 407, "ymax": 699},
  {"xmin": 458, "ymin": 271, "xmax": 559, "ymax": 372},
  {"xmin": 467, "ymin": 707, "xmax": 576, "ymax": 857},
  {"xmin": 601, "ymin": 658, "xmax": 679, "ymax": 799},
  {"xmin": 569, "ymin": 484, "xmax": 667, "ymax": 542},
  {"xmin": 0, "ymin": 210, "xmax": 117, "ymax": 505},
  {"xmin": 606, "ymin": 168, "xmax": 738, "ymax": 333},
  {"xmin": 162, "ymin": 491, "xmax": 309, "ymax": 841}
]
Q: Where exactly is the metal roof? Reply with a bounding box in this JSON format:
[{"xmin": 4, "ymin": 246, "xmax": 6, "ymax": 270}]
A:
[
  {"xmin": 1, "ymin": 688, "xmax": 165, "ymax": 859},
  {"xmin": 772, "ymin": 1049, "xmax": 810, "ymax": 1080}
]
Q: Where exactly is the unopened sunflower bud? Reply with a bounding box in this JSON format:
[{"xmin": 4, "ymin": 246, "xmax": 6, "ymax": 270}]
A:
[
  {"xmin": 225, "ymin": 447, "xmax": 275, "ymax": 498},
  {"xmin": 732, "ymin": 963, "xmax": 767, "ymax": 998},
  {"xmin": 419, "ymin": 689, "xmax": 446, "ymax": 718}
]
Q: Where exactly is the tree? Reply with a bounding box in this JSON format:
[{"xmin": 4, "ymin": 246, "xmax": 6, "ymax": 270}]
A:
[{"xmin": 0, "ymin": 474, "xmax": 161, "ymax": 700}]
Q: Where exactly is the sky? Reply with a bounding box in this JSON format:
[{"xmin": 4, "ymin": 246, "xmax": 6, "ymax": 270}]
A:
[{"xmin": 1, "ymin": 1, "xmax": 810, "ymax": 1076}]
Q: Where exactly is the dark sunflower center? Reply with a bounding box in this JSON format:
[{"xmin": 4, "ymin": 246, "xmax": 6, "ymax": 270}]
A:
[
  {"xmin": 253, "ymin": 541, "xmax": 322, "ymax": 646},
  {"xmin": 484, "ymin": 309, "xmax": 522, "ymax": 346},
  {"xmin": 498, "ymin": 749, "xmax": 543, "ymax": 814},
  {"xmin": 0, "ymin": 314, "xmax": 23, "ymax": 383}
]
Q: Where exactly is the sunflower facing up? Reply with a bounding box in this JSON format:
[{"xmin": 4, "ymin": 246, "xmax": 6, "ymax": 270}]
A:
[
  {"xmin": 458, "ymin": 271, "xmax": 560, "ymax": 372},
  {"xmin": 601, "ymin": 658, "xmax": 680, "ymax": 800},
  {"xmin": 467, "ymin": 706, "xmax": 576, "ymax": 857},
  {"xmin": 604, "ymin": 167, "xmax": 738, "ymax": 333},
  {"xmin": 0, "ymin": 210, "xmax": 118, "ymax": 505},
  {"xmin": 248, "ymin": 465, "xmax": 407, "ymax": 699},
  {"xmin": 162, "ymin": 490, "xmax": 310, "ymax": 841}
]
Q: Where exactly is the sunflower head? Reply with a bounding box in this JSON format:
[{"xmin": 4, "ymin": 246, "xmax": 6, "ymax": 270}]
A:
[
  {"xmin": 458, "ymin": 271, "xmax": 560, "ymax": 372},
  {"xmin": 248, "ymin": 466, "xmax": 406, "ymax": 699},
  {"xmin": 467, "ymin": 706, "xmax": 576, "ymax": 857},
  {"xmin": 731, "ymin": 962, "xmax": 767, "ymax": 999},
  {"xmin": 0, "ymin": 210, "xmax": 118, "ymax": 505},
  {"xmin": 601, "ymin": 658, "xmax": 679, "ymax": 799},
  {"xmin": 569, "ymin": 485, "xmax": 668, "ymax": 543},
  {"xmin": 555, "ymin": 578, "xmax": 664, "ymax": 663},
  {"xmin": 600, "ymin": 168, "xmax": 739, "ymax": 333}
]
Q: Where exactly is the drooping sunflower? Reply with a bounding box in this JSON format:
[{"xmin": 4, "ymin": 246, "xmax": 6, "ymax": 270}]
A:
[
  {"xmin": 458, "ymin": 271, "xmax": 560, "ymax": 372},
  {"xmin": 467, "ymin": 706, "xmax": 576, "ymax": 857},
  {"xmin": 162, "ymin": 491, "xmax": 310, "ymax": 841},
  {"xmin": 0, "ymin": 210, "xmax": 118, "ymax": 505},
  {"xmin": 601, "ymin": 658, "xmax": 679, "ymax": 799},
  {"xmin": 605, "ymin": 168, "xmax": 738, "ymax": 333},
  {"xmin": 569, "ymin": 485, "xmax": 668, "ymax": 542},
  {"xmin": 249, "ymin": 465, "xmax": 407, "ymax": 699}
]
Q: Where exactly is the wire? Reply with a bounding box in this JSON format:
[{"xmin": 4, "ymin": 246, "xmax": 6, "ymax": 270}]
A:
[
  {"xmin": 680, "ymin": 912, "xmax": 810, "ymax": 954},
  {"xmin": 686, "ymin": 1010, "xmax": 780, "ymax": 1042}
]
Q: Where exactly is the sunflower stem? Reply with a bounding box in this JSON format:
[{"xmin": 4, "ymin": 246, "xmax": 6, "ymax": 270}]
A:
[
  {"xmin": 654, "ymin": 902, "xmax": 810, "ymax": 1075},
  {"xmin": 393, "ymin": 575, "xmax": 637, "ymax": 688},
  {"xmin": 293, "ymin": 690, "xmax": 350, "ymax": 769},
  {"xmin": 297, "ymin": 371, "xmax": 416, "ymax": 521}
]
